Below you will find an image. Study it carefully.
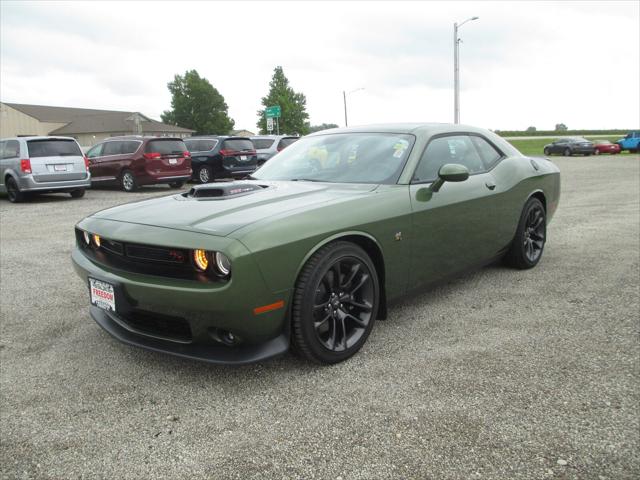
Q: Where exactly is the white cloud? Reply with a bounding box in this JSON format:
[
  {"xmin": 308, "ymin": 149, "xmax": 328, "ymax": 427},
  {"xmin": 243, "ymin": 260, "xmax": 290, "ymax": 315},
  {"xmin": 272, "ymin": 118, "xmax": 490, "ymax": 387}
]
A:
[{"xmin": 1, "ymin": 0, "xmax": 638, "ymax": 131}]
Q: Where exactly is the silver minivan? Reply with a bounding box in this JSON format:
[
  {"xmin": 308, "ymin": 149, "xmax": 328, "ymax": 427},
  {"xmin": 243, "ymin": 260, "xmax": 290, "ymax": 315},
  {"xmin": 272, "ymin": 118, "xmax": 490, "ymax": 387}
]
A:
[
  {"xmin": 0, "ymin": 136, "xmax": 91, "ymax": 203},
  {"xmin": 250, "ymin": 135, "xmax": 299, "ymax": 165}
]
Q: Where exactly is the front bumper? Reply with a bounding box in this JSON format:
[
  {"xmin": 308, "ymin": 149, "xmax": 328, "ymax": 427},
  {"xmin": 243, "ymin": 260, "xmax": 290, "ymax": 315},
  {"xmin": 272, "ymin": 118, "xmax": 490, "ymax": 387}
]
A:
[
  {"xmin": 89, "ymin": 306, "xmax": 288, "ymax": 364},
  {"xmin": 71, "ymin": 229, "xmax": 290, "ymax": 364}
]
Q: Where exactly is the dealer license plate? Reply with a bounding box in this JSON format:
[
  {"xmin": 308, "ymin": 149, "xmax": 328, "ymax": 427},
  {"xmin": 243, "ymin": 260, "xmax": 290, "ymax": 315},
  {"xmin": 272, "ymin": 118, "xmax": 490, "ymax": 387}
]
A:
[
  {"xmin": 89, "ymin": 278, "xmax": 115, "ymax": 311},
  {"xmin": 169, "ymin": 158, "xmax": 178, "ymax": 165}
]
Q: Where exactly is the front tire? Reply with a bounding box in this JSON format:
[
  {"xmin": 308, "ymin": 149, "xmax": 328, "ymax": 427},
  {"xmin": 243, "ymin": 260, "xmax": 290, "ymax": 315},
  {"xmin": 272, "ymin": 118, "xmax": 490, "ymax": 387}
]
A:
[
  {"xmin": 543, "ymin": 147, "xmax": 551, "ymax": 156},
  {"xmin": 292, "ymin": 241, "xmax": 379, "ymax": 364},
  {"xmin": 120, "ymin": 170, "xmax": 137, "ymax": 192},
  {"xmin": 6, "ymin": 177, "xmax": 26, "ymax": 203},
  {"xmin": 505, "ymin": 197, "xmax": 546, "ymax": 269}
]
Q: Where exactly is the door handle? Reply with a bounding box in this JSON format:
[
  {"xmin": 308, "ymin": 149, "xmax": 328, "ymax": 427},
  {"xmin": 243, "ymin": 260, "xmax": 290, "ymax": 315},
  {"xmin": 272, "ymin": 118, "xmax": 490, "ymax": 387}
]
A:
[{"xmin": 485, "ymin": 181, "xmax": 496, "ymax": 190}]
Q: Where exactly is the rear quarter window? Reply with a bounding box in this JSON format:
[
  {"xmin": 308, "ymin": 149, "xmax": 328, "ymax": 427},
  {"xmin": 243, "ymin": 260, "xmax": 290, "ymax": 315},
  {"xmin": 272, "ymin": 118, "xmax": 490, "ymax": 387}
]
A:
[
  {"xmin": 146, "ymin": 139, "xmax": 188, "ymax": 154},
  {"xmin": 27, "ymin": 139, "xmax": 82, "ymax": 157},
  {"xmin": 2, "ymin": 140, "xmax": 20, "ymax": 159}
]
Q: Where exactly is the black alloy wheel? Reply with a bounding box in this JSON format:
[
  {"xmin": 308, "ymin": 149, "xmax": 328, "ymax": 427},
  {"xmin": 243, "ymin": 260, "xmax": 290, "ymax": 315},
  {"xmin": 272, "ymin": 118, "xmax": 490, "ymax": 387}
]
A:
[
  {"xmin": 505, "ymin": 197, "xmax": 546, "ymax": 269},
  {"xmin": 292, "ymin": 242, "xmax": 379, "ymax": 364},
  {"xmin": 6, "ymin": 177, "xmax": 26, "ymax": 203}
]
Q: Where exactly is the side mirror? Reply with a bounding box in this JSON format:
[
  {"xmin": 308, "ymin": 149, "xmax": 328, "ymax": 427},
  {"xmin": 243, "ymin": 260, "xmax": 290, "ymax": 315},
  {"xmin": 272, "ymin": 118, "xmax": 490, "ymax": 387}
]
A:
[{"xmin": 430, "ymin": 163, "xmax": 469, "ymax": 192}]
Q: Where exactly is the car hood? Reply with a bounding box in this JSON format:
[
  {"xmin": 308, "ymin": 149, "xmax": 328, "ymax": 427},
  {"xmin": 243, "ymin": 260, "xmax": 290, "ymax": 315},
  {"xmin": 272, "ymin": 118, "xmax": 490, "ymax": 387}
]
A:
[{"xmin": 91, "ymin": 181, "xmax": 379, "ymax": 237}]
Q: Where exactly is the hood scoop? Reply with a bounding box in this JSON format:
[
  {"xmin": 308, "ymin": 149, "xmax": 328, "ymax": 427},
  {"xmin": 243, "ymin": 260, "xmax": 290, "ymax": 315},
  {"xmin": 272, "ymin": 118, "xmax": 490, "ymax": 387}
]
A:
[{"xmin": 183, "ymin": 182, "xmax": 269, "ymax": 200}]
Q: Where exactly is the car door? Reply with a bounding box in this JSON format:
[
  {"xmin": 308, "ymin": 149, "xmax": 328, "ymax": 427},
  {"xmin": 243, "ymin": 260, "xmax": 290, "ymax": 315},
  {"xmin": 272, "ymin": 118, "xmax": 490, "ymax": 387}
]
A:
[
  {"xmin": 408, "ymin": 134, "xmax": 505, "ymax": 288},
  {"xmin": 86, "ymin": 143, "xmax": 106, "ymax": 180}
]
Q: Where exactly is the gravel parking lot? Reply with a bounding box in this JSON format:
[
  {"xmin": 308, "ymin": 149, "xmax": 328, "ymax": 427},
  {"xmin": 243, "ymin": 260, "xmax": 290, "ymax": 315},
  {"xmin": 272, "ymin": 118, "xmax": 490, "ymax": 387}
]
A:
[{"xmin": 1, "ymin": 155, "xmax": 638, "ymax": 479}]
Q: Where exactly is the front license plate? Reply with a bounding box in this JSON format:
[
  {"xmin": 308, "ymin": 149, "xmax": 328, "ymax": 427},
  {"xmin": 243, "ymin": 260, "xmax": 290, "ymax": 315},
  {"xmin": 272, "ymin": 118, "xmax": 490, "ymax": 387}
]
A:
[
  {"xmin": 89, "ymin": 278, "xmax": 115, "ymax": 312},
  {"xmin": 54, "ymin": 164, "xmax": 67, "ymax": 171},
  {"xmin": 169, "ymin": 158, "xmax": 178, "ymax": 165}
]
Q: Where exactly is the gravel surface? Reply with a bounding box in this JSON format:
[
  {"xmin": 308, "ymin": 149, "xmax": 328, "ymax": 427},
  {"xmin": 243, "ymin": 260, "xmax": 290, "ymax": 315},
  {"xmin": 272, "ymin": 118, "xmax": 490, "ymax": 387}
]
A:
[{"xmin": 1, "ymin": 156, "xmax": 638, "ymax": 479}]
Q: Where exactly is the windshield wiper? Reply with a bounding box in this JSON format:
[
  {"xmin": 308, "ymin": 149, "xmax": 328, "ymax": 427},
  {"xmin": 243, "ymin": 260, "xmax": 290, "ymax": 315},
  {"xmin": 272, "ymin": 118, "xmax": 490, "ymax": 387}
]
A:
[{"xmin": 290, "ymin": 178, "xmax": 322, "ymax": 182}]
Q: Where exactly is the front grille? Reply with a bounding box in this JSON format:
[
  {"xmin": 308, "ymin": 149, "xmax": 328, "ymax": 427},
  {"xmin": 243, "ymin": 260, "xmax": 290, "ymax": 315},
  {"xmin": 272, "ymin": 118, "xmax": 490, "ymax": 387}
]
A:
[
  {"xmin": 75, "ymin": 228, "xmax": 222, "ymax": 283},
  {"xmin": 123, "ymin": 310, "xmax": 192, "ymax": 343},
  {"xmin": 125, "ymin": 244, "xmax": 187, "ymax": 263}
]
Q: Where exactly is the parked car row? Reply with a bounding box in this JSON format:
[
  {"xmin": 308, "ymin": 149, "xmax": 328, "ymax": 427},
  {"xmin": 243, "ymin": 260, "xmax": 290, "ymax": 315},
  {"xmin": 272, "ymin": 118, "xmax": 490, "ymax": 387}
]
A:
[
  {"xmin": 1, "ymin": 134, "xmax": 299, "ymax": 202},
  {"xmin": 543, "ymin": 131, "xmax": 640, "ymax": 156}
]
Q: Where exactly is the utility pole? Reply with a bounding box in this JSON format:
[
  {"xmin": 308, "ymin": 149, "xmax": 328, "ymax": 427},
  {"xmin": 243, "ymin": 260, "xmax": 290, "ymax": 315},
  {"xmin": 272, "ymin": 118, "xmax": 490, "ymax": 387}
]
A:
[{"xmin": 453, "ymin": 16, "xmax": 479, "ymax": 124}]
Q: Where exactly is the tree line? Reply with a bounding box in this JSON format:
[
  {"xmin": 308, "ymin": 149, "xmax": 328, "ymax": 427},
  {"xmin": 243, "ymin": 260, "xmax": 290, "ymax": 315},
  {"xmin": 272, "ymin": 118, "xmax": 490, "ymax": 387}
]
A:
[{"xmin": 161, "ymin": 67, "xmax": 334, "ymax": 136}]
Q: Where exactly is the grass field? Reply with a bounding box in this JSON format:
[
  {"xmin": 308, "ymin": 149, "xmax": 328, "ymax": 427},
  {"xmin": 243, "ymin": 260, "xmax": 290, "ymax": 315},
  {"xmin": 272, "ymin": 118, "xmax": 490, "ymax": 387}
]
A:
[{"xmin": 507, "ymin": 136, "xmax": 630, "ymax": 156}]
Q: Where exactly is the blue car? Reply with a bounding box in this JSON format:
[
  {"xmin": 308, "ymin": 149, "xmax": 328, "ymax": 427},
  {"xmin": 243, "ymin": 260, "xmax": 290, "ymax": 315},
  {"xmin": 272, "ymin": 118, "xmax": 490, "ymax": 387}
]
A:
[{"xmin": 616, "ymin": 131, "xmax": 640, "ymax": 153}]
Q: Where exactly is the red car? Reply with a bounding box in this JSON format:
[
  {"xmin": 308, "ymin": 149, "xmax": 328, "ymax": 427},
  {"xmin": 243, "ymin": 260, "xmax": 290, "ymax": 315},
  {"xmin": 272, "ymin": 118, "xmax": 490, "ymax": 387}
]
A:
[
  {"xmin": 593, "ymin": 140, "xmax": 621, "ymax": 155},
  {"xmin": 86, "ymin": 136, "xmax": 192, "ymax": 191}
]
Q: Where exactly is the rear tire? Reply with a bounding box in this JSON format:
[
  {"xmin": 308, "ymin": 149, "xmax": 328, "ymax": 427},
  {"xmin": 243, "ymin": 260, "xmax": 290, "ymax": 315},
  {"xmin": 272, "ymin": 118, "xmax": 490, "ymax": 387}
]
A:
[
  {"xmin": 291, "ymin": 241, "xmax": 379, "ymax": 364},
  {"xmin": 169, "ymin": 181, "xmax": 185, "ymax": 189},
  {"xmin": 564, "ymin": 148, "xmax": 571, "ymax": 157},
  {"xmin": 120, "ymin": 170, "xmax": 137, "ymax": 192},
  {"xmin": 594, "ymin": 149, "xmax": 600, "ymax": 155},
  {"xmin": 69, "ymin": 188, "xmax": 85, "ymax": 198},
  {"xmin": 198, "ymin": 166, "xmax": 212, "ymax": 183},
  {"xmin": 6, "ymin": 177, "xmax": 26, "ymax": 203},
  {"xmin": 505, "ymin": 197, "xmax": 546, "ymax": 270}
]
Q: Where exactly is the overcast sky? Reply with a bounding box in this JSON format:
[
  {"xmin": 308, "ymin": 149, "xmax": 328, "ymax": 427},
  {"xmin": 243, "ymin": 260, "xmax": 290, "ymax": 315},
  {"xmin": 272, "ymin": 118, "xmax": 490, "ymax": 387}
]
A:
[{"xmin": 1, "ymin": 1, "xmax": 638, "ymax": 131}]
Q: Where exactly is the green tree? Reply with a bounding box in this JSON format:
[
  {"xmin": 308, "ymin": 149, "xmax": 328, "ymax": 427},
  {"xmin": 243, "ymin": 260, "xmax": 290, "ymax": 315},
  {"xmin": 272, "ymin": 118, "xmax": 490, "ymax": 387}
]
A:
[
  {"xmin": 161, "ymin": 70, "xmax": 234, "ymax": 135},
  {"xmin": 257, "ymin": 66, "xmax": 309, "ymax": 135},
  {"xmin": 555, "ymin": 123, "xmax": 568, "ymax": 132},
  {"xmin": 309, "ymin": 123, "xmax": 339, "ymax": 133},
  {"xmin": 526, "ymin": 126, "xmax": 537, "ymax": 133}
]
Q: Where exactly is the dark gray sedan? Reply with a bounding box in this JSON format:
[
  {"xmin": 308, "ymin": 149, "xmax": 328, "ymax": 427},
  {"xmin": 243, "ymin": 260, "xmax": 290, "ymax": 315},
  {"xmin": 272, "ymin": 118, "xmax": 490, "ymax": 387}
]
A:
[{"xmin": 543, "ymin": 138, "xmax": 595, "ymax": 156}]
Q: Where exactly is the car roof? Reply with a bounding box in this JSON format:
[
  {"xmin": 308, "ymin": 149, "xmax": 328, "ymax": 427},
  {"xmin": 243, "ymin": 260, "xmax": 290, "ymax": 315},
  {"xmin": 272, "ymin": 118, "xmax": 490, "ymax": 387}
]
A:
[
  {"xmin": 1, "ymin": 135, "xmax": 78, "ymax": 142},
  {"xmin": 250, "ymin": 135, "xmax": 298, "ymax": 139},
  {"xmin": 306, "ymin": 123, "xmax": 495, "ymax": 137},
  {"xmin": 104, "ymin": 135, "xmax": 183, "ymax": 141}
]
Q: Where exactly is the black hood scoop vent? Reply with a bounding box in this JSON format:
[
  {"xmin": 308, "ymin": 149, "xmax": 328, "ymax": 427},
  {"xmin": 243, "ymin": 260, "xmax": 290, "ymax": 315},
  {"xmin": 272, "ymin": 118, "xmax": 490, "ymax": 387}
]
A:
[{"xmin": 182, "ymin": 182, "xmax": 269, "ymax": 200}]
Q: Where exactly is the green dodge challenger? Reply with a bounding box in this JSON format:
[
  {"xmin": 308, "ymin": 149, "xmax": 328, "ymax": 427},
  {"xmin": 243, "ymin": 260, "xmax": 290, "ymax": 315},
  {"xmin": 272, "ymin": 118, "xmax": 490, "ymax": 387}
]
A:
[{"xmin": 72, "ymin": 124, "xmax": 560, "ymax": 365}]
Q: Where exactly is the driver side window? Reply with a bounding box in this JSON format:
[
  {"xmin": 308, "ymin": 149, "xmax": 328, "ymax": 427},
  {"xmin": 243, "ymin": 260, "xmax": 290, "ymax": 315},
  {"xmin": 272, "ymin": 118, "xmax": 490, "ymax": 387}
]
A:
[
  {"xmin": 413, "ymin": 135, "xmax": 484, "ymax": 183},
  {"xmin": 87, "ymin": 143, "xmax": 103, "ymax": 158}
]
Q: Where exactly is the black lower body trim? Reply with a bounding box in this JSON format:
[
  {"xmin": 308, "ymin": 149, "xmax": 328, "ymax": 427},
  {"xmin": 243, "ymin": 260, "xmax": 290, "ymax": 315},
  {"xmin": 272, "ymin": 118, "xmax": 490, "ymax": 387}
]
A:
[{"xmin": 90, "ymin": 306, "xmax": 289, "ymax": 365}]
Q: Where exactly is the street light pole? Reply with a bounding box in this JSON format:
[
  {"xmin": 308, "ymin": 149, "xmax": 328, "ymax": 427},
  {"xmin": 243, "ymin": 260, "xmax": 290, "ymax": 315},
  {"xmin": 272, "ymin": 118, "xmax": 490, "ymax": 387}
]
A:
[
  {"xmin": 453, "ymin": 16, "xmax": 479, "ymax": 124},
  {"xmin": 343, "ymin": 88, "xmax": 364, "ymax": 127},
  {"xmin": 343, "ymin": 90, "xmax": 348, "ymax": 127}
]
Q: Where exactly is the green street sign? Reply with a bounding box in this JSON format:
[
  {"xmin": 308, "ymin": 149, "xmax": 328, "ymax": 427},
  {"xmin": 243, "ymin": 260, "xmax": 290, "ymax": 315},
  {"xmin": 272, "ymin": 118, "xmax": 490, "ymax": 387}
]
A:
[{"xmin": 265, "ymin": 105, "xmax": 281, "ymax": 118}]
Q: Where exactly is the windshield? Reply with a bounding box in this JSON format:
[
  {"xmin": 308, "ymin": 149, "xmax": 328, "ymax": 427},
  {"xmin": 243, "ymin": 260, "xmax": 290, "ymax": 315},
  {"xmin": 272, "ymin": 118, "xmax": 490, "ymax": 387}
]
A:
[{"xmin": 253, "ymin": 133, "xmax": 415, "ymax": 184}]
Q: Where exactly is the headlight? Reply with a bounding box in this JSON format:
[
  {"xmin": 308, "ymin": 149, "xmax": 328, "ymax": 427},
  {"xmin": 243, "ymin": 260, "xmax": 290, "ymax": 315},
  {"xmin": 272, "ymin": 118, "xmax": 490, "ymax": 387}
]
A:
[
  {"xmin": 93, "ymin": 234, "xmax": 101, "ymax": 248},
  {"xmin": 215, "ymin": 252, "xmax": 231, "ymax": 276},
  {"xmin": 83, "ymin": 231, "xmax": 91, "ymax": 245},
  {"xmin": 193, "ymin": 249, "xmax": 210, "ymax": 271}
]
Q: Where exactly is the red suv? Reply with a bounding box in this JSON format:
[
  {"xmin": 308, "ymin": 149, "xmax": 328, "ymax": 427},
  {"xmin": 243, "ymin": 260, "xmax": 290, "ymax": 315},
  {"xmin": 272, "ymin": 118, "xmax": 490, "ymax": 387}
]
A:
[{"xmin": 86, "ymin": 136, "xmax": 192, "ymax": 192}]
